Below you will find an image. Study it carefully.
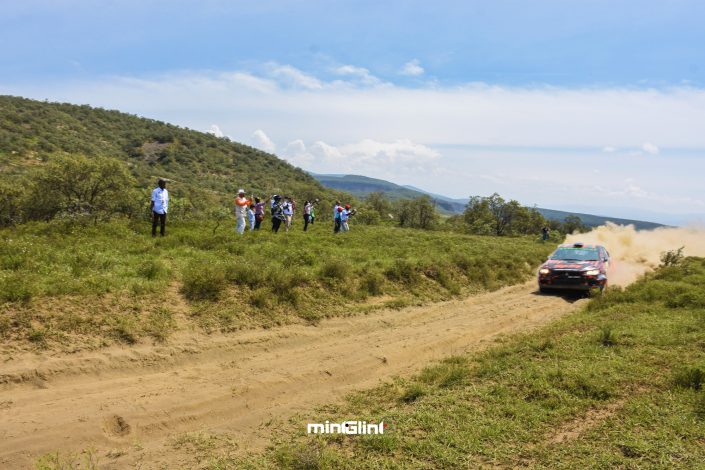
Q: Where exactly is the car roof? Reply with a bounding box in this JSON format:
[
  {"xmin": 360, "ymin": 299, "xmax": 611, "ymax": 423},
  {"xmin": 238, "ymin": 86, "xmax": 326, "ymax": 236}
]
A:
[{"xmin": 557, "ymin": 242, "xmax": 603, "ymax": 249}]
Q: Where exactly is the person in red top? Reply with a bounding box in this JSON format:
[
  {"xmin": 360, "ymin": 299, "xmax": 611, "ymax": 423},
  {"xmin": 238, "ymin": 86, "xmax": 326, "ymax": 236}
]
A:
[{"xmin": 234, "ymin": 189, "xmax": 251, "ymax": 235}]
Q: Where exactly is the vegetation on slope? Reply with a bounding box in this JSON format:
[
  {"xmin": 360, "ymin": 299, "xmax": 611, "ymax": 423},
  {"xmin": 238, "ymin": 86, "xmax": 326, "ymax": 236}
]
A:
[
  {"xmin": 0, "ymin": 95, "xmax": 345, "ymax": 211},
  {"xmin": 0, "ymin": 220, "xmax": 552, "ymax": 350},
  {"xmin": 241, "ymin": 255, "xmax": 705, "ymax": 469}
]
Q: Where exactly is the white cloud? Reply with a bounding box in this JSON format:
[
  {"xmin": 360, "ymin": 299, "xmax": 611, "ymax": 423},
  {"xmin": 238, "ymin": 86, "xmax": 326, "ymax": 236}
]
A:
[
  {"xmin": 267, "ymin": 64, "xmax": 323, "ymax": 90},
  {"xmin": 6, "ymin": 65, "xmax": 705, "ymax": 218},
  {"xmin": 252, "ymin": 129, "xmax": 277, "ymax": 153},
  {"xmin": 206, "ymin": 124, "xmax": 224, "ymax": 138},
  {"xmin": 401, "ymin": 59, "xmax": 424, "ymax": 76},
  {"xmin": 283, "ymin": 138, "xmax": 440, "ymax": 178},
  {"xmin": 334, "ymin": 65, "xmax": 382, "ymax": 86},
  {"xmin": 641, "ymin": 142, "xmax": 660, "ymax": 155}
]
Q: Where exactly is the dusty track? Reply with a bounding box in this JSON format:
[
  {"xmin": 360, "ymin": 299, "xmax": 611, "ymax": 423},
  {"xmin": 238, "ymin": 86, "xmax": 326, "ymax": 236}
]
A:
[{"xmin": 0, "ymin": 281, "xmax": 584, "ymax": 468}]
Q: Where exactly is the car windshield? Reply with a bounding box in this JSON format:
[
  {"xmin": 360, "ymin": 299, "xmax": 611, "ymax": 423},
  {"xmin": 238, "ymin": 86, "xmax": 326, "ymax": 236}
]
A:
[{"xmin": 550, "ymin": 247, "xmax": 600, "ymax": 261}]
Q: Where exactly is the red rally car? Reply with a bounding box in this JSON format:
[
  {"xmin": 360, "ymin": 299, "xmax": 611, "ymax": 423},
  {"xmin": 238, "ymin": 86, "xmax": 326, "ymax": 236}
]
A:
[{"xmin": 538, "ymin": 242, "xmax": 611, "ymax": 293}]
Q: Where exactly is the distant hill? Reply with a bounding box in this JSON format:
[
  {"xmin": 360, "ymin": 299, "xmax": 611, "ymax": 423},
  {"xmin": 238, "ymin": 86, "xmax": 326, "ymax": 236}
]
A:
[
  {"xmin": 312, "ymin": 173, "xmax": 664, "ymax": 230},
  {"xmin": 0, "ymin": 95, "xmax": 344, "ymax": 203},
  {"xmin": 313, "ymin": 173, "xmax": 466, "ymax": 214}
]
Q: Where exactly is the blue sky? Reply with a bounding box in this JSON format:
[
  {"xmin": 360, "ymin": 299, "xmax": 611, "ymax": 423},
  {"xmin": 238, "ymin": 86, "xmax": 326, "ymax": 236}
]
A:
[{"xmin": 2, "ymin": 0, "xmax": 705, "ymax": 224}]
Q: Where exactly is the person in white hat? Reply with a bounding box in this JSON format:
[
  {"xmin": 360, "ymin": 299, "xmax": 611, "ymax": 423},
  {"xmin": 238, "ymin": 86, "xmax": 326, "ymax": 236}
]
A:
[{"xmin": 234, "ymin": 189, "xmax": 251, "ymax": 235}]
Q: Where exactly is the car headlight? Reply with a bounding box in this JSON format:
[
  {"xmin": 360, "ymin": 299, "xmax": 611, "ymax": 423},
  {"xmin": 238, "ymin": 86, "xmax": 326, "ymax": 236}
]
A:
[
  {"xmin": 585, "ymin": 269, "xmax": 600, "ymax": 276},
  {"xmin": 539, "ymin": 268, "xmax": 550, "ymax": 274}
]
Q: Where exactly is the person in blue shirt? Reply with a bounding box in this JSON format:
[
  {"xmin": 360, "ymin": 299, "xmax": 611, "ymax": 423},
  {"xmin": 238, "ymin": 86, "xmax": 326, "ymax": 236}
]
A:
[
  {"xmin": 340, "ymin": 204, "xmax": 351, "ymax": 232},
  {"xmin": 150, "ymin": 178, "xmax": 169, "ymax": 237},
  {"xmin": 248, "ymin": 204, "xmax": 256, "ymax": 231}
]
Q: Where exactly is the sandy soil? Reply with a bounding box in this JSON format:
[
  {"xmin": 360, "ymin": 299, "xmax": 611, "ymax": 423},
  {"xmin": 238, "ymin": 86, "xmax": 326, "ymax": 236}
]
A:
[{"xmin": 0, "ymin": 281, "xmax": 584, "ymax": 468}]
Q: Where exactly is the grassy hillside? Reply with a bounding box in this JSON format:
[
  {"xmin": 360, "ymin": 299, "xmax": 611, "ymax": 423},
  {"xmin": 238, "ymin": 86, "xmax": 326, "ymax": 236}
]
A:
[
  {"xmin": 313, "ymin": 173, "xmax": 664, "ymax": 229},
  {"xmin": 0, "ymin": 95, "xmax": 343, "ymax": 205},
  {"xmin": 0, "ymin": 220, "xmax": 552, "ymax": 350},
  {"xmin": 243, "ymin": 256, "xmax": 705, "ymax": 469}
]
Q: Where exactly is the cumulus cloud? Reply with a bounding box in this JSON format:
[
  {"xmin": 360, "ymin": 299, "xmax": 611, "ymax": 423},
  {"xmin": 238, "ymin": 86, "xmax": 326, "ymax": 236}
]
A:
[
  {"xmin": 283, "ymin": 138, "xmax": 440, "ymax": 177},
  {"xmin": 252, "ymin": 129, "xmax": 277, "ymax": 153},
  {"xmin": 641, "ymin": 142, "xmax": 660, "ymax": 155},
  {"xmin": 206, "ymin": 124, "xmax": 224, "ymax": 138},
  {"xmin": 334, "ymin": 65, "xmax": 382, "ymax": 86},
  {"xmin": 267, "ymin": 64, "xmax": 323, "ymax": 90},
  {"xmin": 7, "ymin": 64, "xmax": 705, "ymax": 219},
  {"xmin": 401, "ymin": 59, "xmax": 424, "ymax": 76}
]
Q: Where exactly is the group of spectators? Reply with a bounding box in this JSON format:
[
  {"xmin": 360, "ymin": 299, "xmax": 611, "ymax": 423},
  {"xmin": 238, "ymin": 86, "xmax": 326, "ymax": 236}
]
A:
[{"xmin": 150, "ymin": 179, "xmax": 354, "ymax": 237}]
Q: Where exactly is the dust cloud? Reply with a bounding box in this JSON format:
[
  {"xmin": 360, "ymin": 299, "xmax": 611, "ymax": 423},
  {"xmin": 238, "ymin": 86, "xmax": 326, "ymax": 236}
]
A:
[{"xmin": 564, "ymin": 223, "xmax": 705, "ymax": 286}]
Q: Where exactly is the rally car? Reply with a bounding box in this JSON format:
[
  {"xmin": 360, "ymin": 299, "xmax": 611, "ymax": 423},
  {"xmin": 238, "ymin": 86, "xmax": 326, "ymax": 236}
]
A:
[{"xmin": 537, "ymin": 242, "xmax": 611, "ymax": 293}]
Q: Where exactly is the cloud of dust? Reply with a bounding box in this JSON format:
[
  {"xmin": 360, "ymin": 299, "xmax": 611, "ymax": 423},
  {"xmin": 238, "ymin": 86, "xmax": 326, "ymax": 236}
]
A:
[{"xmin": 564, "ymin": 223, "xmax": 705, "ymax": 286}]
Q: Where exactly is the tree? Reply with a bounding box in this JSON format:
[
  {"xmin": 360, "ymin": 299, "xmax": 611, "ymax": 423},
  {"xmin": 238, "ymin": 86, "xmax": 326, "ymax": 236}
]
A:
[
  {"xmin": 463, "ymin": 193, "xmax": 550, "ymax": 236},
  {"xmin": 365, "ymin": 191, "xmax": 393, "ymax": 220},
  {"xmin": 25, "ymin": 154, "xmax": 138, "ymax": 222},
  {"xmin": 0, "ymin": 179, "xmax": 25, "ymax": 227},
  {"xmin": 395, "ymin": 195, "xmax": 438, "ymax": 229},
  {"xmin": 561, "ymin": 215, "xmax": 588, "ymax": 234}
]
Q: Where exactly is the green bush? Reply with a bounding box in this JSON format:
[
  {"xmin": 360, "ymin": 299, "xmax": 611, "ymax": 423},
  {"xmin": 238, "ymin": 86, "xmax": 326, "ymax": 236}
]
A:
[
  {"xmin": 181, "ymin": 262, "xmax": 227, "ymax": 301},
  {"xmin": 137, "ymin": 259, "xmax": 169, "ymax": 280},
  {"xmin": 360, "ymin": 272, "xmax": 385, "ymax": 296},
  {"xmin": 673, "ymin": 367, "xmax": 705, "ymax": 391},
  {"xmin": 320, "ymin": 259, "xmax": 350, "ymax": 281},
  {"xmin": 0, "ymin": 274, "xmax": 33, "ymax": 303},
  {"xmin": 385, "ymin": 259, "xmax": 420, "ymax": 284}
]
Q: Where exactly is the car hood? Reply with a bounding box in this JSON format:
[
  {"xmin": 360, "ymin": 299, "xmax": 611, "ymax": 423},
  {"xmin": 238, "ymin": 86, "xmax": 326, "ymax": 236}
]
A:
[{"xmin": 542, "ymin": 260, "xmax": 599, "ymax": 270}]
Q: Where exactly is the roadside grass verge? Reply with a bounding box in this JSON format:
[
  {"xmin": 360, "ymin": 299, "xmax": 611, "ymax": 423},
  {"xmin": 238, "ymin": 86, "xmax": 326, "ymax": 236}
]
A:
[
  {"xmin": 240, "ymin": 257, "xmax": 705, "ymax": 469},
  {"xmin": 0, "ymin": 220, "xmax": 551, "ymax": 349}
]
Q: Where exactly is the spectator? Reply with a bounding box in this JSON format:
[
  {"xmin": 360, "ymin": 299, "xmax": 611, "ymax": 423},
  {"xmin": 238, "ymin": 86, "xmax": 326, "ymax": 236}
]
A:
[
  {"xmin": 254, "ymin": 197, "xmax": 265, "ymax": 230},
  {"xmin": 234, "ymin": 189, "xmax": 251, "ymax": 235},
  {"xmin": 150, "ymin": 178, "xmax": 169, "ymax": 237},
  {"xmin": 333, "ymin": 201, "xmax": 342, "ymax": 233},
  {"xmin": 248, "ymin": 204, "xmax": 256, "ymax": 231}
]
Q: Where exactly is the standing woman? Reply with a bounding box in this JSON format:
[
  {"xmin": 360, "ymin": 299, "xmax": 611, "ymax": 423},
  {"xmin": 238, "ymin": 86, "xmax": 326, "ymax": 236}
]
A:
[
  {"xmin": 283, "ymin": 196, "xmax": 294, "ymax": 232},
  {"xmin": 303, "ymin": 200, "xmax": 312, "ymax": 231},
  {"xmin": 254, "ymin": 197, "xmax": 265, "ymax": 230}
]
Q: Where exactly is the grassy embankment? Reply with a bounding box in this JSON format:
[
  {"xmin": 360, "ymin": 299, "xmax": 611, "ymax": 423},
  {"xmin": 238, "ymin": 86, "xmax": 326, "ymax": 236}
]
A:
[
  {"xmin": 231, "ymin": 257, "xmax": 705, "ymax": 469},
  {"xmin": 0, "ymin": 220, "xmax": 552, "ymax": 349}
]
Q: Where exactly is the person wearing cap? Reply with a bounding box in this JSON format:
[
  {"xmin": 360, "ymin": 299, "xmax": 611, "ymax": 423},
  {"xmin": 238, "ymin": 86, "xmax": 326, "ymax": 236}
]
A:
[
  {"xmin": 234, "ymin": 189, "xmax": 251, "ymax": 235},
  {"xmin": 150, "ymin": 178, "xmax": 169, "ymax": 237},
  {"xmin": 340, "ymin": 204, "xmax": 351, "ymax": 232},
  {"xmin": 271, "ymin": 195, "xmax": 286, "ymax": 233}
]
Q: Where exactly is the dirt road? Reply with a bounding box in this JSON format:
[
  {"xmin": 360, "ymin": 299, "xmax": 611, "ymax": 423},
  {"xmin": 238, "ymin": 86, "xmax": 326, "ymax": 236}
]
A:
[{"xmin": 0, "ymin": 281, "xmax": 584, "ymax": 468}]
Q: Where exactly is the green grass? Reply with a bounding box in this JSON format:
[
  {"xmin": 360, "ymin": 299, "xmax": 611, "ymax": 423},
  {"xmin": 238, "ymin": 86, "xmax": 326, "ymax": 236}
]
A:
[
  {"xmin": 0, "ymin": 219, "xmax": 552, "ymax": 348},
  {"xmin": 241, "ymin": 257, "xmax": 705, "ymax": 469}
]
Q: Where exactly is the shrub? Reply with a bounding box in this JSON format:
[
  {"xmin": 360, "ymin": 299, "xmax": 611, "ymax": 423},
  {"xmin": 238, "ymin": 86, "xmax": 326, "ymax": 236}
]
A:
[
  {"xmin": 181, "ymin": 262, "xmax": 227, "ymax": 301},
  {"xmin": 360, "ymin": 272, "xmax": 385, "ymax": 296},
  {"xmin": 385, "ymin": 259, "xmax": 419, "ymax": 285},
  {"xmin": 145, "ymin": 307, "xmax": 176, "ymax": 342},
  {"xmin": 400, "ymin": 383, "xmax": 426, "ymax": 403},
  {"xmin": 660, "ymin": 247, "xmax": 685, "ymax": 267},
  {"xmin": 249, "ymin": 288, "xmax": 271, "ymax": 309},
  {"xmin": 599, "ymin": 326, "xmax": 617, "ymax": 347},
  {"xmin": 137, "ymin": 259, "xmax": 169, "ymax": 280},
  {"xmin": 0, "ymin": 275, "xmax": 33, "ymax": 303},
  {"xmin": 673, "ymin": 367, "xmax": 705, "ymax": 391},
  {"xmin": 320, "ymin": 259, "xmax": 350, "ymax": 281}
]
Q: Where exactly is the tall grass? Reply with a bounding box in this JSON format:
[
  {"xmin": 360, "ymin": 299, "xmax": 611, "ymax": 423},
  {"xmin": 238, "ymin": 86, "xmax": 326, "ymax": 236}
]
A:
[{"xmin": 0, "ymin": 219, "xmax": 552, "ymax": 347}]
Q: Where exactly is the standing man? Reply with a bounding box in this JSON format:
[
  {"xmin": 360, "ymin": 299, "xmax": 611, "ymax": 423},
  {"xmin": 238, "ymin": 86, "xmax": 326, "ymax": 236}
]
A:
[
  {"xmin": 151, "ymin": 178, "xmax": 169, "ymax": 237},
  {"xmin": 234, "ymin": 189, "xmax": 251, "ymax": 235},
  {"xmin": 541, "ymin": 226, "xmax": 550, "ymax": 242},
  {"xmin": 333, "ymin": 201, "xmax": 342, "ymax": 233}
]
